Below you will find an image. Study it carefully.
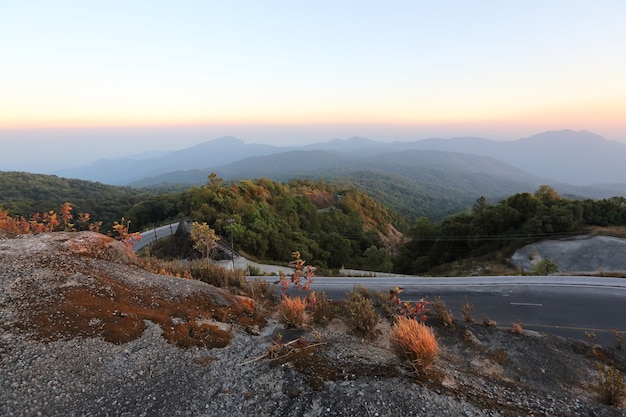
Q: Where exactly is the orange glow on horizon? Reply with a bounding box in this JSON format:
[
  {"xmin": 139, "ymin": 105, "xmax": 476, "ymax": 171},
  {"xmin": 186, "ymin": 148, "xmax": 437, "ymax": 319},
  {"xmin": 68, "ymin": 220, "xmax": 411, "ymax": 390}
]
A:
[{"xmin": 1, "ymin": 97, "xmax": 624, "ymax": 141}]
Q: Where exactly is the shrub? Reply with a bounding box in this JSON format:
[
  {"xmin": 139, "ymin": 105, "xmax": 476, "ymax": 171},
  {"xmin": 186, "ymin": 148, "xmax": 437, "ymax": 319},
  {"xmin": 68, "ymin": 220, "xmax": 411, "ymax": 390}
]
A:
[
  {"xmin": 530, "ymin": 258, "xmax": 559, "ymax": 275},
  {"xmin": 310, "ymin": 291, "xmax": 333, "ymax": 326},
  {"xmin": 142, "ymin": 257, "xmax": 246, "ymax": 289},
  {"xmin": 279, "ymin": 251, "xmax": 314, "ymax": 293},
  {"xmin": 246, "ymin": 264, "xmax": 262, "ymax": 276},
  {"xmin": 344, "ymin": 291, "xmax": 379, "ymax": 338},
  {"xmin": 351, "ymin": 284, "xmax": 372, "ymax": 300},
  {"xmin": 387, "ymin": 287, "xmax": 429, "ymax": 322},
  {"xmin": 612, "ymin": 329, "xmax": 625, "ymax": 350},
  {"xmin": 597, "ymin": 366, "xmax": 626, "ymax": 407},
  {"xmin": 585, "ymin": 331, "xmax": 598, "ymax": 345},
  {"xmin": 461, "ymin": 300, "xmax": 475, "ymax": 324},
  {"xmin": 390, "ymin": 316, "xmax": 439, "ymax": 373},
  {"xmin": 279, "ymin": 296, "xmax": 309, "ymax": 329},
  {"xmin": 482, "ymin": 315, "xmax": 497, "ymax": 328},
  {"xmin": 247, "ymin": 278, "xmax": 276, "ymax": 302},
  {"xmin": 431, "ymin": 296, "xmax": 455, "ymax": 329}
]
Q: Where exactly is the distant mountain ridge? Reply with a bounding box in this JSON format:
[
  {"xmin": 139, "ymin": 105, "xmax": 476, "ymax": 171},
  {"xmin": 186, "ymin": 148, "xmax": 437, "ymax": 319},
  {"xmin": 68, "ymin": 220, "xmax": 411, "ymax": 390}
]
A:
[
  {"xmin": 127, "ymin": 148, "xmax": 552, "ymax": 221},
  {"xmin": 54, "ymin": 136, "xmax": 284, "ymax": 185},
  {"xmin": 54, "ymin": 129, "xmax": 626, "ymax": 187}
]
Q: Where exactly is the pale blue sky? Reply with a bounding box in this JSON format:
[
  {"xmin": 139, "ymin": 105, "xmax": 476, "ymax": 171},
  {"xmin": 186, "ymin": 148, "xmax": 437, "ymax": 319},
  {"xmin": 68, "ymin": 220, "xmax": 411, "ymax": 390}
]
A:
[{"xmin": 0, "ymin": 1, "xmax": 625, "ymax": 172}]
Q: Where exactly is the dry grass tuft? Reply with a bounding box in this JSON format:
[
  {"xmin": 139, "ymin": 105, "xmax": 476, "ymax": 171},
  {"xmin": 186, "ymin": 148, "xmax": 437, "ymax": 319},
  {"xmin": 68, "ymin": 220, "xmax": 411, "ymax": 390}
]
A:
[
  {"xmin": 310, "ymin": 291, "xmax": 334, "ymax": 326},
  {"xmin": 482, "ymin": 315, "xmax": 497, "ymax": 328},
  {"xmin": 597, "ymin": 366, "xmax": 626, "ymax": 407},
  {"xmin": 390, "ymin": 316, "xmax": 440, "ymax": 373},
  {"xmin": 279, "ymin": 296, "xmax": 310, "ymax": 329},
  {"xmin": 611, "ymin": 328, "xmax": 625, "ymax": 350},
  {"xmin": 343, "ymin": 291, "xmax": 380, "ymax": 338},
  {"xmin": 432, "ymin": 296, "xmax": 455, "ymax": 329},
  {"xmin": 247, "ymin": 278, "xmax": 277, "ymax": 302},
  {"xmin": 512, "ymin": 320, "xmax": 523, "ymax": 335},
  {"xmin": 461, "ymin": 300, "xmax": 475, "ymax": 324}
]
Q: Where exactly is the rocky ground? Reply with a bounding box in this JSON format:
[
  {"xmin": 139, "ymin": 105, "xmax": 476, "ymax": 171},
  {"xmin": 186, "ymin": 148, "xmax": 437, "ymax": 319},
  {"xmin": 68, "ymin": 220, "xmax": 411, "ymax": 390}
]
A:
[{"xmin": 1, "ymin": 232, "xmax": 625, "ymax": 416}]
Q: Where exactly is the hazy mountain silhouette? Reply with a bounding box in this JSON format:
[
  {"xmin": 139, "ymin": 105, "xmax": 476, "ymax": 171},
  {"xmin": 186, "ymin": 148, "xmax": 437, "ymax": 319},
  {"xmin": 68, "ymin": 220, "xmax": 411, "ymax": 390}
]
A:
[
  {"xmin": 127, "ymin": 148, "xmax": 554, "ymax": 220},
  {"xmin": 401, "ymin": 130, "xmax": 626, "ymax": 186},
  {"xmin": 54, "ymin": 136, "xmax": 282, "ymax": 185},
  {"xmin": 54, "ymin": 129, "xmax": 626, "ymax": 191}
]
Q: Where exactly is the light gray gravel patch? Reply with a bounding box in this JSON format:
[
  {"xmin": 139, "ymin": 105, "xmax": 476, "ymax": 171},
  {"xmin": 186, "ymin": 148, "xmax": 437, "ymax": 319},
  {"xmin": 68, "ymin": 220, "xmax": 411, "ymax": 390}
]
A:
[
  {"xmin": 512, "ymin": 235, "xmax": 626, "ymax": 273},
  {"xmin": 1, "ymin": 319, "xmax": 498, "ymax": 417}
]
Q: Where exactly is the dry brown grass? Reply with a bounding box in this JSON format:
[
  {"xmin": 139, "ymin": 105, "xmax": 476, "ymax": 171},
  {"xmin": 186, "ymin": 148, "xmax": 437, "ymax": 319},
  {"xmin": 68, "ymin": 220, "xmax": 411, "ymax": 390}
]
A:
[
  {"xmin": 141, "ymin": 257, "xmax": 247, "ymax": 289},
  {"xmin": 597, "ymin": 366, "xmax": 626, "ymax": 407},
  {"xmin": 482, "ymin": 315, "xmax": 497, "ymax": 328},
  {"xmin": 390, "ymin": 316, "xmax": 440, "ymax": 373},
  {"xmin": 512, "ymin": 321, "xmax": 523, "ymax": 335},
  {"xmin": 310, "ymin": 291, "xmax": 334, "ymax": 326},
  {"xmin": 432, "ymin": 296, "xmax": 455, "ymax": 329},
  {"xmin": 279, "ymin": 296, "xmax": 310, "ymax": 329},
  {"xmin": 461, "ymin": 300, "xmax": 475, "ymax": 324},
  {"xmin": 343, "ymin": 291, "xmax": 380, "ymax": 338},
  {"xmin": 611, "ymin": 328, "xmax": 625, "ymax": 350},
  {"xmin": 584, "ymin": 225, "xmax": 626, "ymax": 239}
]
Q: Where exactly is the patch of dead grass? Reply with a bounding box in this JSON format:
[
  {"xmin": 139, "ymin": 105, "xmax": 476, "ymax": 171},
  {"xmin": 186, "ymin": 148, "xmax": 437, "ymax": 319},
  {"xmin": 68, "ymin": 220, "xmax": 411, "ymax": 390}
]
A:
[{"xmin": 390, "ymin": 316, "xmax": 440, "ymax": 373}]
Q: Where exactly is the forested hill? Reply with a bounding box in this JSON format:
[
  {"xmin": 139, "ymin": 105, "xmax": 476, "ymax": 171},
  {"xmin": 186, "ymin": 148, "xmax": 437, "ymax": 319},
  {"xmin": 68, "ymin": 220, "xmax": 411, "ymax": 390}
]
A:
[
  {"xmin": 0, "ymin": 172, "xmax": 403, "ymax": 271},
  {"xmin": 0, "ymin": 171, "xmax": 148, "ymax": 229},
  {"xmin": 130, "ymin": 149, "xmax": 547, "ymax": 221},
  {"xmin": 6, "ymin": 171, "xmax": 626, "ymax": 275},
  {"xmin": 126, "ymin": 177, "xmax": 402, "ymax": 271}
]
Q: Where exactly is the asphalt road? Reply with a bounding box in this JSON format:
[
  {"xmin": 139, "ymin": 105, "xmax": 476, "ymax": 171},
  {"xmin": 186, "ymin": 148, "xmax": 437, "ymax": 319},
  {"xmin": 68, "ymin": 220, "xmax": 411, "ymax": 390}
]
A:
[
  {"xmin": 135, "ymin": 222, "xmax": 626, "ymax": 345},
  {"xmin": 132, "ymin": 223, "xmax": 179, "ymax": 252},
  {"xmin": 263, "ymin": 276, "xmax": 626, "ymax": 346}
]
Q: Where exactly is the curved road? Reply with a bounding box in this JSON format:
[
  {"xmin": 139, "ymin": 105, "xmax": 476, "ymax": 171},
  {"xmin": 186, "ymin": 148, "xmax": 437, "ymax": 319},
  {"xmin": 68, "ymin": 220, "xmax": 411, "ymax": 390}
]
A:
[
  {"xmin": 132, "ymin": 223, "xmax": 179, "ymax": 252},
  {"xmin": 133, "ymin": 222, "xmax": 626, "ymax": 345},
  {"xmin": 265, "ymin": 275, "xmax": 626, "ymax": 346}
]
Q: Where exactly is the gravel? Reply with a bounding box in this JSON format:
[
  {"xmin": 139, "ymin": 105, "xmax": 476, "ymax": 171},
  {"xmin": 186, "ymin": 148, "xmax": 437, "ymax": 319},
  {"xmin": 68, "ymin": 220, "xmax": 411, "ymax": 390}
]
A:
[{"xmin": 1, "ymin": 232, "xmax": 626, "ymax": 416}]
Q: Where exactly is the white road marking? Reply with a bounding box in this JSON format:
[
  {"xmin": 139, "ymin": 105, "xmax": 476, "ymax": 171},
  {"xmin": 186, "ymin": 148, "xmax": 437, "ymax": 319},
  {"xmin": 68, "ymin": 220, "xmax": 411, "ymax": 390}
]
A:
[{"xmin": 510, "ymin": 302, "xmax": 543, "ymax": 306}]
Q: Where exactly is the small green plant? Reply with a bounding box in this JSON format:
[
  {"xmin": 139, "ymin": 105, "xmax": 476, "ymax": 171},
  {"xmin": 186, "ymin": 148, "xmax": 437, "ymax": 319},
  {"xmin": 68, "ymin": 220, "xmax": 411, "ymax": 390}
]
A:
[
  {"xmin": 530, "ymin": 258, "xmax": 559, "ymax": 275},
  {"xmin": 246, "ymin": 264, "xmax": 262, "ymax": 276},
  {"xmin": 344, "ymin": 291, "xmax": 379, "ymax": 338},
  {"xmin": 596, "ymin": 366, "xmax": 626, "ymax": 407},
  {"xmin": 390, "ymin": 316, "xmax": 439, "ymax": 373}
]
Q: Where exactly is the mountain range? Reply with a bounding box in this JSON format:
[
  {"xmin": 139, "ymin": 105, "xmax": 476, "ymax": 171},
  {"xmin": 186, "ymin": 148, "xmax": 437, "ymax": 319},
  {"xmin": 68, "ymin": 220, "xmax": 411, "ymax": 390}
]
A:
[{"xmin": 51, "ymin": 129, "xmax": 626, "ymax": 220}]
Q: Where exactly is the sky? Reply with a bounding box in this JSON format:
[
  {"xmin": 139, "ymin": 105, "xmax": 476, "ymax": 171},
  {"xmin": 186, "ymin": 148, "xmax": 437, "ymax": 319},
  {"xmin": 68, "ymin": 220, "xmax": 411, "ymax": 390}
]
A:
[{"xmin": 1, "ymin": 1, "xmax": 625, "ymax": 173}]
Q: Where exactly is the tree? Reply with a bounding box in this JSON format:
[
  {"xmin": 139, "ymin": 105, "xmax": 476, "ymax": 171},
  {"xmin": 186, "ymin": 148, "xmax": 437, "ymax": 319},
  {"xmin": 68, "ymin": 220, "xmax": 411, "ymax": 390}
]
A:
[
  {"xmin": 534, "ymin": 185, "xmax": 561, "ymax": 205},
  {"xmin": 362, "ymin": 245, "xmax": 393, "ymax": 272},
  {"xmin": 530, "ymin": 258, "xmax": 559, "ymax": 275},
  {"xmin": 190, "ymin": 221, "xmax": 220, "ymax": 264}
]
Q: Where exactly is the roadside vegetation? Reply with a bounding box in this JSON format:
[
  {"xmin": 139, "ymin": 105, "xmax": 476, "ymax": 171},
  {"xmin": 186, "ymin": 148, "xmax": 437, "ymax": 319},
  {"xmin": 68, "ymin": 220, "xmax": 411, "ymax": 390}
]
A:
[
  {"xmin": 5, "ymin": 171, "xmax": 626, "ymax": 277},
  {"xmin": 2, "ymin": 202, "xmax": 625, "ymax": 411}
]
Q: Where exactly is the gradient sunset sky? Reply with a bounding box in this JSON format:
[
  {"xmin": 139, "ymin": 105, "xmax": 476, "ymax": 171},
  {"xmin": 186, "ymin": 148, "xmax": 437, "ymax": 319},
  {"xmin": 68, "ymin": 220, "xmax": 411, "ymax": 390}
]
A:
[{"xmin": 1, "ymin": 1, "xmax": 625, "ymax": 172}]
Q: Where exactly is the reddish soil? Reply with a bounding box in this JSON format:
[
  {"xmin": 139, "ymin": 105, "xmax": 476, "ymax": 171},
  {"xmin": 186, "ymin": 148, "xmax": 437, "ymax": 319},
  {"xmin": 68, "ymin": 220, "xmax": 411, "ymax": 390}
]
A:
[{"xmin": 3, "ymin": 232, "xmax": 266, "ymax": 349}]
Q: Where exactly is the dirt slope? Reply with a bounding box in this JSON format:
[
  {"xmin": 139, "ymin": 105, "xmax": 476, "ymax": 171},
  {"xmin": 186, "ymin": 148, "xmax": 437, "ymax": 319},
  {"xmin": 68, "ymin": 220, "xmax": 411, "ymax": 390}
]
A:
[{"xmin": 1, "ymin": 232, "xmax": 625, "ymax": 416}]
